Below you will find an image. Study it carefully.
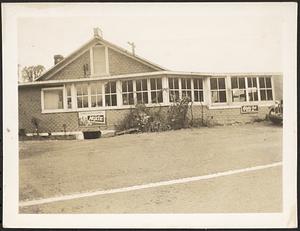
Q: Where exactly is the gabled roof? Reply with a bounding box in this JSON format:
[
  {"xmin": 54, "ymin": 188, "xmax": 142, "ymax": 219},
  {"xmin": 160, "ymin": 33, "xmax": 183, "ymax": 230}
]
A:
[{"xmin": 35, "ymin": 36, "xmax": 167, "ymax": 81}]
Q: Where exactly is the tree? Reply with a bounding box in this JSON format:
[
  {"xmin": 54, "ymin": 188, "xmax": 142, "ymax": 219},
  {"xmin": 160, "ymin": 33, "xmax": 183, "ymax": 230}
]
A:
[{"xmin": 21, "ymin": 65, "xmax": 45, "ymax": 82}]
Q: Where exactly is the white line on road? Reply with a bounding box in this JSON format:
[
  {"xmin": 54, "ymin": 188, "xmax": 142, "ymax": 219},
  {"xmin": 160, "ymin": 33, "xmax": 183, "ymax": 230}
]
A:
[{"xmin": 19, "ymin": 162, "xmax": 282, "ymax": 207}]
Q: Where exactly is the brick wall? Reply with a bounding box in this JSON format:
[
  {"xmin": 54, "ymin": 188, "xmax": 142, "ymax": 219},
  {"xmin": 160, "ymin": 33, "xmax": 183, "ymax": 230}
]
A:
[{"xmin": 108, "ymin": 48, "xmax": 157, "ymax": 75}]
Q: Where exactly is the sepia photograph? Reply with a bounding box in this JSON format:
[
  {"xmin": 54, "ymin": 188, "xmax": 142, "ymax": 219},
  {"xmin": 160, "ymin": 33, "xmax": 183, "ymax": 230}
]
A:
[{"xmin": 2, "ymin": 2, "xmax": 297, "ymax": 228}]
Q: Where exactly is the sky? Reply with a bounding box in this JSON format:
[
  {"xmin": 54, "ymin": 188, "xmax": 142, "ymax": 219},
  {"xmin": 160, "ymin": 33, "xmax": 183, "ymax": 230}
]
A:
[{"xmin": 18, "ymin": 3, "xmax": 285, "ymax": 73}]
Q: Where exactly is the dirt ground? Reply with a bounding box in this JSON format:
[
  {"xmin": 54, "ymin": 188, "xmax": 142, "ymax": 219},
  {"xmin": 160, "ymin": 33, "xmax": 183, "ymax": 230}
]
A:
[{"xmin": 19, "ymin": 121, "xmax": 282, "ymax": 213}]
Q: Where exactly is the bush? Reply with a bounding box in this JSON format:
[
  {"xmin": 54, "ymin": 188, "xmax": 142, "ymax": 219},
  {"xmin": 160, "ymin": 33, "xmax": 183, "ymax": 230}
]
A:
[
  {"xmin": 116, "ymin": 104, "xmax": 151, "ymax": 132},
  {"xmin": 167, "ymin": 97, "xmax": 191, "ymax": 130}
]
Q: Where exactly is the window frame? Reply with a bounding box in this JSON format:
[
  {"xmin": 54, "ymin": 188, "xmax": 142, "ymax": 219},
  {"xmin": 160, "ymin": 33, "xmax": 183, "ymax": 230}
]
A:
[
  {"xmin": 135, "ymin": 79, "xmax": 149, "ymax": 104},
  {"xmin": 90, "ymin": 82, "xmax": 103, "ymax": 108},
  {"xmin": 230, "ymin": 76, "xmax": 247, "ymax": 103},
  {"xmin": 149, "ymin": 77, "xmax": 163, "ymax": 104},
  {"xmin": 193, "ymin": 78, "xmax": 204, "ymax": 103},
  {"xmin": 104, "ymin": 81, "xmax": 118, "ymax": 107},
  {"xmin": 90, "ymin": 44, "xmax": 109, "ymax": 77},
  {"xmin": 210, "ymin": 77, "xmax": 228, "ymax": 105},
  {"xmin": 168, "ymin": 77, "xmax": 180, "ymax": 102},
  {"xmin": 41, "ymin": 86, "xmax": 65, "ymax": 113},
  {"xmin": 258, "ymin": 76, "xmax": 274, "ymax": 101},
  {"xmin": 121, "ymin": 80, "xmax": 135, "ymax": 106}
]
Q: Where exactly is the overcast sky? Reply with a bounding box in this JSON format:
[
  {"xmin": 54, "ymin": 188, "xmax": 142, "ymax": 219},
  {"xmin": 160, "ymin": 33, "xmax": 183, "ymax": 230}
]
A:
[{"xmin": 18, "ymin": 3, "xmax": 285, "ymax": 72}]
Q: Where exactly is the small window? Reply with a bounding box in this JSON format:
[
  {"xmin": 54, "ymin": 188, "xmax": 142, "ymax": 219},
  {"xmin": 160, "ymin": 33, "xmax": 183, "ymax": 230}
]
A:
[
  {"xmin": 76, "ymin": 84, "xmax": 89, "ymax": 108},
  {"xmin": 168, "ymin": 78, "xmax": 180, "ymax": 102},
  {"xmin": 122, "ymin": 80, "xmax": 134, "ymax": 105},
  {"xmin": 181, "ymin": 78, "xmax": 192, "ymax": 100},
  {"xmin": 43, "ymin": 88, "xmax": 64, "ymax": 110},
  {"xmin": 150, "ymin": 78, "xmax": 163, "ymax": 104},
  {"xmin": 231, "ymin": 77, "xmax": 246, "ymax": 102},
  {"xmin": 136, "ymin": 79, "xmax": 148, "ymax": 104},
  {"xmin": 210, "ymin": 77, "xmax": 227, "ymax": 103},
  {"xmin": 90, "ymin": 82, "xmax": 103, "ymax": 107},
  {"xmin": 193, "ymin": 78, "xmax": 204, "ymax": 102},
  {"xmin": 259, "ymin": 77, "xmax": 273, "ymax": 101},
  {"xmin": 105, "ymin": 81, "xmax": 117, "ymax": 106}
]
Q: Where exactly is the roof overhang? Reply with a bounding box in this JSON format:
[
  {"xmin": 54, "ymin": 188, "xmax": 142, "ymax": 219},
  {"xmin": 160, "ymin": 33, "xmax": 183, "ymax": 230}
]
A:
[{"xmin": 19, "ymin": 71, "xmax": 283, "ymax": 87}]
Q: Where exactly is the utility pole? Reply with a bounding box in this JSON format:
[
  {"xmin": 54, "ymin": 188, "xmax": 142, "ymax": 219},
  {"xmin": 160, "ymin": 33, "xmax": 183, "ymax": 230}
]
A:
[{"xmin": 127, "ymin": 42, "xmax": 136, "ymax": 55}]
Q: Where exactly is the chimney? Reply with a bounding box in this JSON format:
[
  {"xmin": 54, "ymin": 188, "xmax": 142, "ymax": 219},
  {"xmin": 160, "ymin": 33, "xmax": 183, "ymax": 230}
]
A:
[
  {"xmin": 54, "ymin": 55, "xmax": 64, "ymax": 65},
  {"xmin": 93, "ymin": 27, "xmax": 103, "ymax": 38}
]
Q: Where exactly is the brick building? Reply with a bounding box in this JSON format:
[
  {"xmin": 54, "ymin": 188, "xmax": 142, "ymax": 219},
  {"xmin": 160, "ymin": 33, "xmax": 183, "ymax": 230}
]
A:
[{"xmin": 18, "ymin": 29, "xmax": 283, "ymax": 138}]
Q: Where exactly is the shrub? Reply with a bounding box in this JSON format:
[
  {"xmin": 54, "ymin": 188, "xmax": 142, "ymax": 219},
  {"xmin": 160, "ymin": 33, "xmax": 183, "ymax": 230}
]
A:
[
  {"xmin": 166, "ymin": 97, "xmax": 191, "ymax": 130},
  {"xmin": 116, "ymin": 104, "xmax": 151, "ymax": 132}
]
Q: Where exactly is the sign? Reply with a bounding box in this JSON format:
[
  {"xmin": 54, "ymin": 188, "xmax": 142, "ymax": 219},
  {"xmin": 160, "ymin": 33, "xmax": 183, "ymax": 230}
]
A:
[
  {"xmin": 78, "ymin": 111, "xmax": 106, "ymax": 126},
  {"xmin": 241, "ymin": 105, "xmax": 258, "ymax": 114}
]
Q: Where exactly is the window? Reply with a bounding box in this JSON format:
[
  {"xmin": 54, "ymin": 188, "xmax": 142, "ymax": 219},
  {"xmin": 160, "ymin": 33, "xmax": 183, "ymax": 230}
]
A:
[
  {"xmin": 168, "ymin": 78, "xmax": 179, "ymax": 102},
  {"xmin": 247, "ymin": 77, "xmax": 258, "ymax": 101},
  {"xmin": 181, "ymin": 78, "xmax": 192, "ymax": 100},
  {"xmin": 76, "ymin": 84, "xmax": 89, "ymax": 108},
  {"xmin": 65, "ymin": 85, "xmax": 72, "ymax": 109},
  {"xmin": 93, "ymin": 45, "xmax": 106, "ymax": 75},
  {"xmin": 231, "ymin": 77, "xmax": 246, "ymax": 102},
  {"xmin": 193, "ymin": 78, "xmax": 204, "ymax": 102},
  {"xmin": 210, "ymin": 77, "xmax": 227, "ymax": 103},
  {"xmin": 90, "ymin": 82, "xmax": 103, "ymax": 107},
  {"xmin": 150, "ymin": 78, "xmax": 163, "ymax": 103},
  {"xmin": 43, "ymin": 88, "xmax": 64, "ymax": 110},
  {"xmin": 259, "ymin": 77, "xmax": 273, "ymax": 101},
  {"xmin": 105, "ymin": 81, "xmax": 117, "ymax": 106},
  {"xmin": 122, "ymin": 80, "xmax": 134, "ymax": 105},
  {"xmin": 83, "ymin": 63, "xmax": 90, "ymax": 77},
  {"xmin": 136, "ymin": 79, "xmax": 148, "ymax": 104}
]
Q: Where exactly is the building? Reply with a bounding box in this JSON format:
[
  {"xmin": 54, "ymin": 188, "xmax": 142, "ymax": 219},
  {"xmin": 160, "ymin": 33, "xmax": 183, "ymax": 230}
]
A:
[{"xmin": 18, "ymin": 28, "xmax": 283, "ymax": 138}]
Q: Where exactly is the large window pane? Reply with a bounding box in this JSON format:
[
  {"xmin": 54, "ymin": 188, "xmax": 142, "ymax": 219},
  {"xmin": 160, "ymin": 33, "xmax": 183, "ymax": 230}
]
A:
[
  {"xmin": 259, "ymin": 77, "xmax": 265, "ymax": 88},
  {"xmin": 219, "ymin": 91, "xmax": 227, "ymax": 102},
  {"xmin": 210, "ymin": 78, "xmax": 217, "ymax": 90},
  {"xmin": 218, "ymin": 78, "xmax": 226, "ymax": 89},
  {"xmin": 267, "ymin": 90, "xmax": 273, "ymax": 100},
  {"xmin": 44, "ymin": 89, "xmax": 64, "ymax": 110},
  {"xmin": 260, "ymin": 90, "xmax": 266, "ymax": 100},
  {"xmin": 266, "ymin": 77, "xmax": 272, "ymax": 88},
  {"xmin": 231, "ymin": 78, "xmax": 238, "ymax": 88}
]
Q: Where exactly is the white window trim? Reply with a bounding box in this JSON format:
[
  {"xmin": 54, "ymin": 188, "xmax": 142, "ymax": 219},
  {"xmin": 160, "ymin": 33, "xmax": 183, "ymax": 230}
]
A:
[
  {"xmin": 209, "ymin": 76, "xmax": 228, "ymax": 106},
  {"xmin": 41, "ymin": 76, "xmax": 276, "ymax": 114},
  {"xmin": 258, "ymin": 76, "xmax": 274, "ymax": 102},
  {"xmin": 90, "ymin": 45, "xmax": 109, "ymax": 77},
  {"xmin": 230, "ymin": 76, "xmax": 247, "ymax": 104},
  {"xmin": 41, "ymin": 86, "xmax": 65, "ymax": 113}
]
